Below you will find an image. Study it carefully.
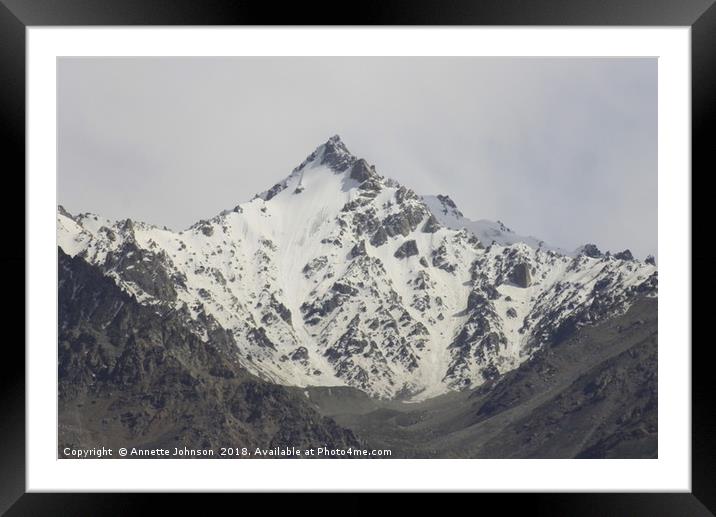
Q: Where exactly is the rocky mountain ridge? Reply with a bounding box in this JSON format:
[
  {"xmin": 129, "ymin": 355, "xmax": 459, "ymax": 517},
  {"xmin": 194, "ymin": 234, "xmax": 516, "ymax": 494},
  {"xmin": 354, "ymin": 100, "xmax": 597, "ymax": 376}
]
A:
[{"xmin": 57, "ymin": 135, "xmax": 657, "ymax": 400}]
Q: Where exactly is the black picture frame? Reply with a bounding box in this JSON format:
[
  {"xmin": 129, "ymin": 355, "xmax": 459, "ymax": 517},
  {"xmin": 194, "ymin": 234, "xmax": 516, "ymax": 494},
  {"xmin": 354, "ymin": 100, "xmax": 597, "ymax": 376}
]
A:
[{"xmin": 2, "ymin": 0, "xmax": 711, "ymax": 513}]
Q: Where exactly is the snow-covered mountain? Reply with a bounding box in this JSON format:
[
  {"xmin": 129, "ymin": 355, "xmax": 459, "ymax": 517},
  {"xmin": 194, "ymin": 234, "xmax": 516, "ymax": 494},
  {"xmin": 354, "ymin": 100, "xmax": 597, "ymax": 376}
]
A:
[
  {"xmin": 422, "ymin": 195, "xmax": 570, "ymax": 255},
  {"xmin": 57, "ymin": 135, "xmax": 657, "ymax": 400}
]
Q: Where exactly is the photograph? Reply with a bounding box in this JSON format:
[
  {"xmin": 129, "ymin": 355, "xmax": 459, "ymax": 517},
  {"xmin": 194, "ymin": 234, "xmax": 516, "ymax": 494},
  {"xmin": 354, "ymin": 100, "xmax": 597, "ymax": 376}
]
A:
[
  {"xmin": 0, "ymin": 0, "xmax": 706, "ymax": 507},
  {"xmin": 56, "ymin": 56, "xmax": 658, "ymax": 460}
]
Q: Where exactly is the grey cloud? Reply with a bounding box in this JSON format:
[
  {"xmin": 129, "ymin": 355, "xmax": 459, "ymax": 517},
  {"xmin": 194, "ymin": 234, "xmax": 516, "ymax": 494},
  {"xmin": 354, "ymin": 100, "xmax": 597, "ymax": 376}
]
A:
[{"xmin": 58, "ymin": 57, "xmax": 656, "ymax": 259}]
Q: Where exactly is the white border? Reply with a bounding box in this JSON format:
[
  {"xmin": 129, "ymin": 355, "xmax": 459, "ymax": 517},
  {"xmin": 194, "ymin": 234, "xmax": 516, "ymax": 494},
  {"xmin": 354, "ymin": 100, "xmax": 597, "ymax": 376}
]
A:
[{"xmin": 27, "ymin": 27, "xmax": 691, "ymax": 492}]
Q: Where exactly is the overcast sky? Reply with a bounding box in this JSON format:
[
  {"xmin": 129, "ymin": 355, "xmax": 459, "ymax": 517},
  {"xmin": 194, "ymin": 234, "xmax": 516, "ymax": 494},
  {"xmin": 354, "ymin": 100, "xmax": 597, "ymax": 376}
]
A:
[{"xmin": 58, "ymin": 57, "xmax": 657, "ymax": 259}]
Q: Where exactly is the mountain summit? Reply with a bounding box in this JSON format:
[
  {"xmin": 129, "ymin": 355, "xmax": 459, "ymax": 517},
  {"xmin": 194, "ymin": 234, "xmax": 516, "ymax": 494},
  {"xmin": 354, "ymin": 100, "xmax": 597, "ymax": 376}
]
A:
[
  {"xmin": 256, "ymin": 135, "xmax": 375, "ymax": 201},
  {"xmin": 57, "ymin": 136, "xmax": 658, "ymax": 400}
]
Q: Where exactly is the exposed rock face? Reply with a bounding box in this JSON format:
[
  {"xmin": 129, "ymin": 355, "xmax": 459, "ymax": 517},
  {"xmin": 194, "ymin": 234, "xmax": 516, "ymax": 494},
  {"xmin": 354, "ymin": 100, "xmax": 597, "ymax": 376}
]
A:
[
  {"xmin": 645, "ymin": 255, "xmax": 656, "ymax": 266},
  {"xmin": 422, "ymin": 214, "xmax": 441, "ymax": 233},
  {"xmin": 103, "ymin": 241, "xmax": 179, "ymax": 302},
  {"xmin": 614, "ymin": 249, "xmax": 634, "ymax": 261},
  {"xmin": 332, "ymin": 281, "xmax": 359, "ymax": 296},
  {"xmin": 431, "ymin": 244, "xmax": 456, "ymax": 273},
  {"xmin": 394, "ymin": 240, "xmax": 419, "ymax": 259},
  {"xmin": 290, "ymin": 346, "xmax": 309, "ymax": 362},
  {"xmin": 370, "ymin": 227, "xmax": 388, "ymax": 247},
  {"xmin": 382, "ymin": 205, "xmax": 426, "ymax": 238},
  {"xmin": 263, "ymin": 183, "xmax": 285, "ymax": 201},
  {"xmin": 349, "ymin": 159, "xmax": 376, "ymax": 182},
  {"xmin": 58, "ymin": 204, "xmax": 74, "ymax": 220},
  {"xmin": 580, "ymin": 243, "xmax": 603, "ymax": 258},
  {"xmin": 510, "ymin": 262, "xmax": 532, "ymax": 288},
  {"xmin": 321, "ymin": 135, "xmax": 356, "ymax": 172},
  {"xmin": 350, "ymin": 240, "xmax": 367, "ymax": 258},
  {"xmin": 435, "ymin": 194, "xmax": 464, "ymax": 218},
  {"xmin": 248, "ymin": 327, "xmax": 278, "ymax": 350},
  {"xmin": 466, "ymin": 291, "xmax": 488, "ymax": 312},
  {"xmin": 446, "ymin": 290, "xmax": 505, "ymax": 389},
  {"xmin": 302, "ymin": 256, "xmax": 328, "ymax": 278}
]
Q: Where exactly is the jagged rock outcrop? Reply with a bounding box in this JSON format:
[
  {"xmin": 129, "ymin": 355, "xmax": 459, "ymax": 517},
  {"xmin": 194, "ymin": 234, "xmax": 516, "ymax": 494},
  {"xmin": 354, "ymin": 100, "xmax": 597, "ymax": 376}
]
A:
[
  {"xmin": 321, "ymin": 134, "xmax": 356, "ymax": 172},
  {"xmin": 434, "ymin": 194, "xmax": 463, "ymax": 218},
  {"xmin": 350, "ymin": 240, "xmax": 367, "ymax": 258},
  {"xmin": 510, "ymin": 262, "xmax": 532, "ymax": 288},
  {"xmin": 394, "ymin": 240, "xmax": 419, "ymax": 259},
  {"xmin": 614, "ymin": 249, "xmax": 634, "ymax": 261},
  {"xmin": 422, "ymin": 214, "xmax": 440, "ymax": 233},
  {"xmin": 580, "ymin": 243, "xmax": 603, "ymax": 258},
  {"xmin": 349, "ymin": 159, "xmax": 376, "ymax": 182},
  {"xmin": 370, "ymin": 227, "xmax": 388, "ymax": 247}
]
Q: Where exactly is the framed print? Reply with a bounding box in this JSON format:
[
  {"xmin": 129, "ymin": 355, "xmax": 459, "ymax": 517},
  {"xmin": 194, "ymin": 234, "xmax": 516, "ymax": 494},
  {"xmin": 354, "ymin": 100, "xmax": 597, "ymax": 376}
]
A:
[{"xmin": 2, "ymin": 0, "xmax": 712, "ymax": 512}]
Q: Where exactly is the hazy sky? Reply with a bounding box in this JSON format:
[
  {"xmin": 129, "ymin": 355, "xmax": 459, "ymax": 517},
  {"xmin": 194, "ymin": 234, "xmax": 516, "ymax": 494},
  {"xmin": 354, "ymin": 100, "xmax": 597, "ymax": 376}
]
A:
[{"xmin": 58, "ymin": 57, "xmax": 657, "ymax": 259}]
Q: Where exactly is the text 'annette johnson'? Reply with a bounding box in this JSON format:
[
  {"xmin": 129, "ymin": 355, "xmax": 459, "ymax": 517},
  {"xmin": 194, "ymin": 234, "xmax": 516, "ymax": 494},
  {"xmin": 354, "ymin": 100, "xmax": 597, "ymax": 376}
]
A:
[{"xmin": 61, "ymin": 446, "xmax": 393, "ymax": 458}]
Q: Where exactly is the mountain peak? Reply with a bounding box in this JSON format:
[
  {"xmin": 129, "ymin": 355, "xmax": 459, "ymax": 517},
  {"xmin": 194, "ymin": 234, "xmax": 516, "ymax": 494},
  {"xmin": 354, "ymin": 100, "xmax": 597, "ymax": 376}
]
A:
[
  {"xmin": 57, "ymin": 204, "xmax": 75, "ymax": 220},
  {"xmin": 326, "ymin": 133, "xmax": 346, "ymax": 145},
  {"xmin": 286, "ymin": 134, "xmax": 357, "ymax": 179},
  {"xmin": 318, "ymin": 134, "xmax": 356, "ymax": 172},
  {"xmin": 254, "ymin": 135, "xmax": 362, "ymax": 201}
]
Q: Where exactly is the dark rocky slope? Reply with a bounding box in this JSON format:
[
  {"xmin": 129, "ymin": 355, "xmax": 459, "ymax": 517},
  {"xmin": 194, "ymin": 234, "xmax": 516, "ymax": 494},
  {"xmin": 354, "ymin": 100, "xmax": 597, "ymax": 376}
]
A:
[
  {"xmin": 305, "ymin": 297, "xmax": 657, "ymax": 458},
  {"xmin": 58, "ymin": 248, "xmax": 360, "ymax": 457}
]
